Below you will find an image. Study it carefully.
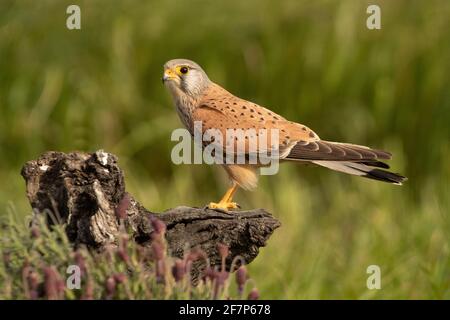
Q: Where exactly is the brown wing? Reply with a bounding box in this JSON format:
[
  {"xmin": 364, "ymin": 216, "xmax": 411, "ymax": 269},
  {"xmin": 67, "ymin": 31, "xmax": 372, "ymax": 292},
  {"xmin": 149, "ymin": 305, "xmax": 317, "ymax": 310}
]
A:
[
  {"xmin": 194, "ymin": 84, "xmax": 405, "ymax": 184},
  {"xmin": 285, "ymin": 140, "xmax": 392, "ymax": 161},
  {"xmin": 195, "ymin": 84, "xmax": 320, "ymax": 155},
  {"xmin": 192, "ymin": 104, "xmax": 280, "ymax": 155}
]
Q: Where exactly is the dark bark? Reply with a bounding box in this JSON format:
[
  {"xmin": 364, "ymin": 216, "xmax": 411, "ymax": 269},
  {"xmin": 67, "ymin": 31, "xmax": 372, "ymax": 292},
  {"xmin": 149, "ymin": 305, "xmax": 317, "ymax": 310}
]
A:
[{"xmin": 21, "ymin": 150, "xmax": 280, "ymax": 276}]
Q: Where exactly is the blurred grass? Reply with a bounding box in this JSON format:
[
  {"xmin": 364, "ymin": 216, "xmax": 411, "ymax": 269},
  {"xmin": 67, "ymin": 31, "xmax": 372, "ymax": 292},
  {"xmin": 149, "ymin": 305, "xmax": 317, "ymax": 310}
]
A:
[{"xmin": 0, "ymin": 0, "xmax": 449, "ymax": 299}]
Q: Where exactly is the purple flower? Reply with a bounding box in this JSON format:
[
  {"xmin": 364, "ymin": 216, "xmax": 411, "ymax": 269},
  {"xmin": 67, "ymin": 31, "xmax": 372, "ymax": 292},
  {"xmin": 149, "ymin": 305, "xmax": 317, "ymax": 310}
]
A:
[
  {"xmin": 171, "ymin": 259, "xmax": 186, "ymax": 282},
  {"xmin": 216, "ymin": 271, "xmax": 229, "ymax": 286},
  {"xmin": 213, "ymin": 271, "xmax": 229, "ymax": 299},
  {"xmin": 248, "ymin": 288, "xmax": 260, "ymax": 300},
  {"xmin": 30, "ymin": 226, "xmax": 40, "ymax": 239},
  {"xmin": 113, "ymin": 273, "xmax": 127, "ymax": 284},
  {"xmin": 115, "ymin": 193, "xmax": 131, "ymax": 220},
  {"xmin": 74, "ymin": 250, "xmax": 86, "ymax": 276},
  {"xmin": 186, "ymin": 248, "xmax": 207, "ymax": 262},
  {"xmin": 28, "ymin": 271, "xmax": 39, "ymax": 300},
  {"xmin": 217, "ymin": 243, "xmax": 229, "ymax": 260},
  {"xmin": 82, "ymin": 277, "xmax": 94, "ymax": 300},
  {"xmin": 105, "ymin": 276, "xmax": 116, "ymax": 299},
  {"xmin": 236, "ymin": 266, "xmax": 247, "ymax": 294},
  {"xmin": 43, "ymin": 266, "xmax": 59, "ymax": 300},
  {"xmin": 150, "ymin": 216, "xmax": 166, "ymax": 236},
  {"xmin": 117, "ymin": 247, "xmax": 130, "ymax": 265},
  {"xmin": 203, "ymin": 266, "xmax": 215, "ymax": 283},
  {"xmin": 151, "ymin": 241, "xmax": 165, "ymax": 261},
  {"xmin": 155, "ymin": 260, "xmax": 166, "ymax": 284}
]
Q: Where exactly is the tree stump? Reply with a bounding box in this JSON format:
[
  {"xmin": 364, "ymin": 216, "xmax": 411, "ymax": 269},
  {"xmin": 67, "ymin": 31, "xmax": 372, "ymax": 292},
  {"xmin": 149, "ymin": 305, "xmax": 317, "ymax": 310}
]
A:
[{"xmin": 21, "ymin": 150, "xmax": 280, "ymax": 277}]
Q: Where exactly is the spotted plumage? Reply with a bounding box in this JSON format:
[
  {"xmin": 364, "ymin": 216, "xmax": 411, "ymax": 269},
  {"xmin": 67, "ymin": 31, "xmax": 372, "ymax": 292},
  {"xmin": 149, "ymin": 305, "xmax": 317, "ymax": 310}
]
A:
[{"xmin": 163, "ymin": 59, "xmax": 407, "ymax": 211}]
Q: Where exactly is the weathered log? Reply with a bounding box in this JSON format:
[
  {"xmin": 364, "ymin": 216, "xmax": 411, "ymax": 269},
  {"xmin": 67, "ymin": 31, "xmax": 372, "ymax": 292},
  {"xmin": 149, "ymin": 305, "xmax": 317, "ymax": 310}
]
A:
[{"xmin": 21, "ymin": 150, "xmax": 280, "ymax": 277}]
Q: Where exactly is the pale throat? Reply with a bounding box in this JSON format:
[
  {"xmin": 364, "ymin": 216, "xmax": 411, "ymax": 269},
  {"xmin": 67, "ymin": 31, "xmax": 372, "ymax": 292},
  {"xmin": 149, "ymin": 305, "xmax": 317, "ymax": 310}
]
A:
[
  {"xmin": 166, "ymin": 78, "xmax": 210, "ymax": 133},
  {"xmin": 169, "ymin": 86, "xmax": 198, "ymax": 132}
]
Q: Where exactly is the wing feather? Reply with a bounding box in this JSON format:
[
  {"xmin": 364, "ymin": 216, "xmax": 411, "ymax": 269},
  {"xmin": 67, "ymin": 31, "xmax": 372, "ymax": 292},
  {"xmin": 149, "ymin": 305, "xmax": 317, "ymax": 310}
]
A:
[{"xmin": 285, "ymin": 140, "xmax": 391, "ymax": 161}]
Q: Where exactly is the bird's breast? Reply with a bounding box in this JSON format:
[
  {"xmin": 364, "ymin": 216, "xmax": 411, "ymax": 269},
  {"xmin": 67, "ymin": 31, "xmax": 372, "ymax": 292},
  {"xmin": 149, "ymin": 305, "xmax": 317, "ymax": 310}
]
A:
[{"xmin": 174, "ymin": 99, "xmax": 195, "ymax": 133}]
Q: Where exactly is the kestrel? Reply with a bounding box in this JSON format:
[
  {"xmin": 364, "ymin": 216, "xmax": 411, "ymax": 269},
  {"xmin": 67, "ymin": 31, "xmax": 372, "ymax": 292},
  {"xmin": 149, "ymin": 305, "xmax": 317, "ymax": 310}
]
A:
[{"xmin": 162, "ymin": 59, "xmax": 406, "ymax": 211}]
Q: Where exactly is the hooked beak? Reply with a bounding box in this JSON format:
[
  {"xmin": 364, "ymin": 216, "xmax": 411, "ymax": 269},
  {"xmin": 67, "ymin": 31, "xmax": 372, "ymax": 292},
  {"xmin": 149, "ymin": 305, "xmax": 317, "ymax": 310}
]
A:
[{"xmin": 162, "ymin": 68, "xmax": 178, "ymax": 83}]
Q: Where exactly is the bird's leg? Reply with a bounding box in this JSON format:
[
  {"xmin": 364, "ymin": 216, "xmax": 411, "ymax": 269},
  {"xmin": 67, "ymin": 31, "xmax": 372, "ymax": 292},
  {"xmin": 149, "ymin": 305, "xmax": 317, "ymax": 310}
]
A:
[{"xmin": 208, "ymin": 182, "xmax": 240, "ymax": 211}]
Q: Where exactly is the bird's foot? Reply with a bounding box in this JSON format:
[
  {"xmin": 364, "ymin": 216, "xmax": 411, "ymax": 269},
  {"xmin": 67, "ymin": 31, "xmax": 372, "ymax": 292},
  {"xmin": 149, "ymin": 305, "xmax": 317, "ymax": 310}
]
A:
[{"xmin": 207, "ymin": 201, "xmax": 240, "ymax": 212}]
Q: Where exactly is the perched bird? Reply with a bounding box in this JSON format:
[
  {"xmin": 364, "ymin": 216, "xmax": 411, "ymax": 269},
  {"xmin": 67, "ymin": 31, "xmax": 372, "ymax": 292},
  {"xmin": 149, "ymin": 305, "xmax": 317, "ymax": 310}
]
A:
[{"xmin": 162, "ymin": 59, "xmax": 406, "ymax": 211}]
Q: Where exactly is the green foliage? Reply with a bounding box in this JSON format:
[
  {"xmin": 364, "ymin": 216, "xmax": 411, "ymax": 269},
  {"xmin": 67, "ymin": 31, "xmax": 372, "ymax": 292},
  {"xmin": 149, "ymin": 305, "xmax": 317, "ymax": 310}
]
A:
[
  {"xmin": 0, "ymin": 214, "xmax": 257, "ymax": 300},
  {"xmin": 0, "ymin": 0, "xmax": 449, "ymax": 299}
]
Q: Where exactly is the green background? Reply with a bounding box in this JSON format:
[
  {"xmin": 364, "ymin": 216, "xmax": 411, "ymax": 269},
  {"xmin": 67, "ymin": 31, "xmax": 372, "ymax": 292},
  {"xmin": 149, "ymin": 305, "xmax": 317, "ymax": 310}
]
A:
[{"xmin": 0, "ymin": 0, "xmax": 449, "ymax": 298}]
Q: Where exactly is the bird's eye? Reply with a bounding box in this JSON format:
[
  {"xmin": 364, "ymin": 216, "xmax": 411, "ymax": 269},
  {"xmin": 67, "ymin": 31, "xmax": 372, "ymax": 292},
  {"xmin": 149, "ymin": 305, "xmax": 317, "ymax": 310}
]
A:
[{"xmin": 179, "ymin": 66, "xmax": 189, "ymax": 74}]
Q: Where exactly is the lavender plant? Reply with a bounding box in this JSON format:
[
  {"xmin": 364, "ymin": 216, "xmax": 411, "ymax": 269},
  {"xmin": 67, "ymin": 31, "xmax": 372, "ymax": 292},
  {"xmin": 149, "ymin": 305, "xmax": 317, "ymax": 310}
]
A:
[{"xmin": 0, "ymin": 213, "xmax": 259, "ymax": 300}]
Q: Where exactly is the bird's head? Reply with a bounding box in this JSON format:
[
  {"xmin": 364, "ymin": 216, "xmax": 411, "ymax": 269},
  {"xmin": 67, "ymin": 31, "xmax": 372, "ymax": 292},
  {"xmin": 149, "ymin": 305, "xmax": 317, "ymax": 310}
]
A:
[{"xmin": 162, "ymin": 59, "xmax": 211, "ymax": 99}]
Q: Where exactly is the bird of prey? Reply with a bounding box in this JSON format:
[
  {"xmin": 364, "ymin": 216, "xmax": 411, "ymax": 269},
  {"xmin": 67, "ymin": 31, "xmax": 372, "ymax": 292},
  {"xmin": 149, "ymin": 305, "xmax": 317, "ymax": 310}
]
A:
[{"xmin": 162, "ymin": 59, "xmax": 406, "ymax": 211}]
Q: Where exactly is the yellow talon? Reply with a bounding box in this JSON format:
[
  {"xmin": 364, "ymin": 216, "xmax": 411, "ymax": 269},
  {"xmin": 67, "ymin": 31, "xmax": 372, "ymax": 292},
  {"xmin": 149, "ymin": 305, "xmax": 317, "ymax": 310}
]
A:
[
  {"xmin": 208, "ymin": 182, "xmax": 240, "ymax": 211},
  {"xmin": 208, "ymin": 201, "xmax": 240, "ymax": 211}
]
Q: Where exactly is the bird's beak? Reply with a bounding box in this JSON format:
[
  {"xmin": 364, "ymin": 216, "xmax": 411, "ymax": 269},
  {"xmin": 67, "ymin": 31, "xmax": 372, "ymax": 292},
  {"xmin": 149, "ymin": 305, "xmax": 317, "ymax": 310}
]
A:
[{"xmin": 162, "ymin": 68, "xmax": 178, "ymax": 83}]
